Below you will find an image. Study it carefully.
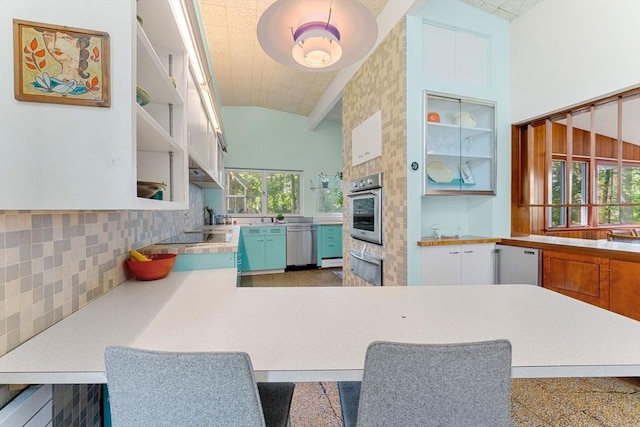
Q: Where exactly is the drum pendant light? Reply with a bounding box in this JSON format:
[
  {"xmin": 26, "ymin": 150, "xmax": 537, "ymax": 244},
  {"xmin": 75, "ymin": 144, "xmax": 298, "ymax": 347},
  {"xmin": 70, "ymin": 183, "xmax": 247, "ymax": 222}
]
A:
[{"xmin": 257, "ymin": 0, "xmax": 378, "ymax": 72}]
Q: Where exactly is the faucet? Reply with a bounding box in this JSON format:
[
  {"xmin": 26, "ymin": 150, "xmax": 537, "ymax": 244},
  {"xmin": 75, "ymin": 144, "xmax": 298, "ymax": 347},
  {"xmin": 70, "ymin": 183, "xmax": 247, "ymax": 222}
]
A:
[
  {"xmin": 205, "ymin": 207, "xmax": 214, "ymax": 225},
  {"xmin": 431, "ymin": 224, "xmax": 441, "ymax": 239}
]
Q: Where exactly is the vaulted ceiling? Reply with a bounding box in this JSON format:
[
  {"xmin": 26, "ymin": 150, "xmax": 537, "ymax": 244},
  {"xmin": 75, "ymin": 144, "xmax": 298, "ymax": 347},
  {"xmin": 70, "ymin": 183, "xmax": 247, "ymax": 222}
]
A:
[{"xmin": 199, "ymin": 0, "xmax": 541, "ymax": 122}]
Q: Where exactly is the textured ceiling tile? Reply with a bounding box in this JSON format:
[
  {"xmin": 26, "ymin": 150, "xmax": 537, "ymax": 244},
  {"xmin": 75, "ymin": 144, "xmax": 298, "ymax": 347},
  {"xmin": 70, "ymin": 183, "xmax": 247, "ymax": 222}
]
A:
[
  {"xmin": 493, "ymin": 7, "xmax": 517, "ymax": 21},
  {"xmin": 200, "ymin": 0, "xmax": 227, "ymax": 5},
  {"xmin": 200, "ymin": 0, "xmax": 540, "ymax": 119},
  {"xmin": 200, "ymin": 3, "xmax": 227, "ymax": 27},
  {"xmin": 502, "ymin": 0, "xmax": 540, "ymax": 15}
]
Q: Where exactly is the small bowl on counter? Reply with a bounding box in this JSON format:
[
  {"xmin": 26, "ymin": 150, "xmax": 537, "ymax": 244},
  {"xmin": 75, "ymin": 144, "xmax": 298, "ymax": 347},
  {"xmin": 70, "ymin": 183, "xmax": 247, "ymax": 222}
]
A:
[
  {"xmin": 126, "ymin": 253, "xmax": 176, "ymax": 280},
  {"xmin": 137, "ymin": 181, "xmax": 166, "ymax": 198}
]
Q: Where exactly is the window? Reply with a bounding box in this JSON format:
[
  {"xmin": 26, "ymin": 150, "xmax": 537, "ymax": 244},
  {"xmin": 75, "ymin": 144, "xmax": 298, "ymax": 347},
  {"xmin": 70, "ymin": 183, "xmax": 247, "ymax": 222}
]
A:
[
  {"xmin": 225, "ymin": 169, "xmax": 301, "ymax": 215},
  {"xmin": 514, "ymin": 88, "xmax": 640, "ymax": 236},
  {"xmin": 548, "ymin": 160, "xmax": 588, "ymax": 228},
  {"xmin": 316, "ymin": 172, "xmax": 343, "ymax": 214},
  {"xmin": 597, "ymin": 162, "xmax": 640, "ymax": 225}
]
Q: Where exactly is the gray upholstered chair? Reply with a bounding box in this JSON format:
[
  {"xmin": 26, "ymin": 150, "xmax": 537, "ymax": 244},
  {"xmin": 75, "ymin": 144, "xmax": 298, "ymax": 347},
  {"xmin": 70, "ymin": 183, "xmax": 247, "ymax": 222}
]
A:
[
  {"xmin": 104, "ymin": 346, "xmax": 294, "ymax": 427},
  {"xmin": 351, "ymin": 340, "xmax": 512, "ymax": 427}
]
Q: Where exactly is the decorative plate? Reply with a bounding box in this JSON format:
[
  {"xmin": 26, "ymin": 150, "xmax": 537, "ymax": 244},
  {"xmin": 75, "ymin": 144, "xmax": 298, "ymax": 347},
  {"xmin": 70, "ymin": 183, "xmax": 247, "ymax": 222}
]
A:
[{"xmin": 427, "ymin": 161, "xmax": 453, "ymax": 183}]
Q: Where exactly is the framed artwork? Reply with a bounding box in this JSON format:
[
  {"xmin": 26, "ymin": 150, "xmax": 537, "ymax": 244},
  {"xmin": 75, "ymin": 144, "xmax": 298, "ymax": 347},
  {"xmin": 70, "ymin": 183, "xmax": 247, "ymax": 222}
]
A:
[{"xmin": 13, "ymin": 19, "xmax": 110, "ymax": 107}]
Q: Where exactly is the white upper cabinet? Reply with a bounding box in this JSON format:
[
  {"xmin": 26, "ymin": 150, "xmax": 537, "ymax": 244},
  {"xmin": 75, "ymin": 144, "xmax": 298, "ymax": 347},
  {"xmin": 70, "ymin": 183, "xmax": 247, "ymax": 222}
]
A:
[
  {"xmin": 423, "ymin": 23, "xmax": 489, "ymax": 89},
  {"xmin": 352, "ymin": 110, "xmax": 383, "ymax": 166},
  {"xmin": 185, "ymin": 68, "xmax": 224, "ymax": 189}
]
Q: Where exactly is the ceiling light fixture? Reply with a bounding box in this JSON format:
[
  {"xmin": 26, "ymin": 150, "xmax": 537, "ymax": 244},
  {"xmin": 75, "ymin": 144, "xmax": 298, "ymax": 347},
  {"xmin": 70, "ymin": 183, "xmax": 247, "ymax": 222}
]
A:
[{"xmin": 257, "ymin": 0, "xmax": 378, "ymax": 72}]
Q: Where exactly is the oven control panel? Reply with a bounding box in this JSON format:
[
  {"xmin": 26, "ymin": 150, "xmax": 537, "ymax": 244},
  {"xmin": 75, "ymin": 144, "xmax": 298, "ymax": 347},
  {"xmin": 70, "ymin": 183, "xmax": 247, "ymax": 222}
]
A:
[{"xmin": 349, "ymin": 172, "xmax": 383, "ymax": 192}]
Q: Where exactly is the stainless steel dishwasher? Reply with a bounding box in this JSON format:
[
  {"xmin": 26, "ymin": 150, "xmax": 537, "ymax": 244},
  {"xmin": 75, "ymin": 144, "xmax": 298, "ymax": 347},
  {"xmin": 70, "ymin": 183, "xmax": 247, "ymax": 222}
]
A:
[{"xmin": 286, "ymin": 225, "xmax": 317, "ymax": 267}]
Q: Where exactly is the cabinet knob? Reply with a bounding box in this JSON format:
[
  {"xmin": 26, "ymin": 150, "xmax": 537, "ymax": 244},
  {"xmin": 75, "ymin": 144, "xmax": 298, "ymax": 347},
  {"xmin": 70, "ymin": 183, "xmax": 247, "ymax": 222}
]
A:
[{"xmin": 449, "ymin": 251, "xmax": 460, "ymax": 255}]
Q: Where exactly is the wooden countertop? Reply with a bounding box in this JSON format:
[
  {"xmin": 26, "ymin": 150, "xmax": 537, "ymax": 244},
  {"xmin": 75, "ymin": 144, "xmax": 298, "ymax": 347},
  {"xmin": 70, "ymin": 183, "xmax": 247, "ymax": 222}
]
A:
[{"xmin": 417, "ymin": 236, "xmax": 501, "ymax": 246}]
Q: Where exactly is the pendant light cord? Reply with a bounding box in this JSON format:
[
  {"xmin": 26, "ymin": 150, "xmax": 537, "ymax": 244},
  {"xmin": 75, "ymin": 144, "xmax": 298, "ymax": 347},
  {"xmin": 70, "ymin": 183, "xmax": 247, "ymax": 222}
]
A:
[{"xmin": 325, "ymin": 0, "xmax": 333, "ymax": 31}]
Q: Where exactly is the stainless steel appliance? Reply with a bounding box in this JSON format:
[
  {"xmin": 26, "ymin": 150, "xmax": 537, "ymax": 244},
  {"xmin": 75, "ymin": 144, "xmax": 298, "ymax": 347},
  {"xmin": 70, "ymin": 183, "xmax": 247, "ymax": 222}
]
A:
[
  {"xmin": 286, "ymin": 224, "xmax": 317, "ymax": 267},
  {"xmin": 348, "ymin": 173, "xmax": 383, "ymax": 245},
  {"xmin": 350, "ymin": 248, "xmax": 383, "ymax": 286},
  {"xmin": 494, "ymin": 244, "xmax": 541, "ymax": 286}
]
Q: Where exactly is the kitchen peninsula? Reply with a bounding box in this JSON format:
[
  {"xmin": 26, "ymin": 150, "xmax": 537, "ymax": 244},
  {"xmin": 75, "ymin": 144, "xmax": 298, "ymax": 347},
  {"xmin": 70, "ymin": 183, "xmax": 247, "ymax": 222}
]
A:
[{"xmin": 0, "ymin": 269, "xmax": 638, "ymax": 384}]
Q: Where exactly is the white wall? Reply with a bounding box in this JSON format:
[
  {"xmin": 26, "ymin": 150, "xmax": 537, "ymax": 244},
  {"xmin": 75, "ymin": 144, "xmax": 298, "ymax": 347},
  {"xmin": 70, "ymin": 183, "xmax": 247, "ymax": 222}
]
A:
[
  {"xmin": 0, "ymin": 0, "xmax": 134, "ymax": 209},
  {"xmin": 405, "ymin": 0, "xmax": 510, "ymax": 284},
  {"xmin": 208, "ymin": 106, "xmax": 343, "ymax": 218},
  {"xmin": 511, "ymin": 0, "xmax": 640, "ymax": 122}
]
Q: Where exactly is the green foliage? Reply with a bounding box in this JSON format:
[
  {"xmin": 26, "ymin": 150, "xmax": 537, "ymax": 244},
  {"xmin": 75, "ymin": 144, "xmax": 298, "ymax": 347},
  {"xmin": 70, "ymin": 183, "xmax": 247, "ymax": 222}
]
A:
[{"xmin": 226, "ymin": 170, "xmax": 301, "ymax": 215}]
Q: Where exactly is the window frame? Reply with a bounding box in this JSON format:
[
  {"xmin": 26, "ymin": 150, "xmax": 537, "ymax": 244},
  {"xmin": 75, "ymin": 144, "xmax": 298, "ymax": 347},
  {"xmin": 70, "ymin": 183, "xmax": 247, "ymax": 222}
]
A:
[
  {"xmin": 225, "ymin": 168, "xmax": 303, "ymax": 216},
  {"xmin": 512, "ymin": 88, "xmax": 640, "ymax": 237}
]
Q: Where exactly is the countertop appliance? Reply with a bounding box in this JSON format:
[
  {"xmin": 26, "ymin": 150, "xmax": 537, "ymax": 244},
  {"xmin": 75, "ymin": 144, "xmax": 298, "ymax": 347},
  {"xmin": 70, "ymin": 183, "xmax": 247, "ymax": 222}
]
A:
[
  {"xmin": 494, "ymin": 244, "xmax": 541, "ymax": 286},
  {"xmin": 348, "ymin": 172, "xmax": 383, "ymax": 245},
  {"xmin": 286, "ymin": 224, "xmax": 317, "ymax": 267}
]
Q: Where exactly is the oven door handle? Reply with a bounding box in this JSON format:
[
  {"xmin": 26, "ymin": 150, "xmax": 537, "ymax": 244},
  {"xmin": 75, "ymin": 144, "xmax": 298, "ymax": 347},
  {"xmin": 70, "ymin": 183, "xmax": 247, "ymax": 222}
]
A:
[
  {"xmin": 347, "ymin": 190, "xmax": 379, "ymax": 198},
  {"xmin": 349, "ymin": 249, "xmax": 382, "ymax": 266}
]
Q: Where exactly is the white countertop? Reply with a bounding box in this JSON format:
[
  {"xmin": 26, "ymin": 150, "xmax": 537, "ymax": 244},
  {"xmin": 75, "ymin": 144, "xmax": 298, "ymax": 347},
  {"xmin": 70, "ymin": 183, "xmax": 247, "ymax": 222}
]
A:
[
  {"xmin": 0, "ymin": 270, "xmax": 638, "ymax": 384},
  {"xmin": 504, "ymin": 235, "xmax": 640, "ymax": 254}
]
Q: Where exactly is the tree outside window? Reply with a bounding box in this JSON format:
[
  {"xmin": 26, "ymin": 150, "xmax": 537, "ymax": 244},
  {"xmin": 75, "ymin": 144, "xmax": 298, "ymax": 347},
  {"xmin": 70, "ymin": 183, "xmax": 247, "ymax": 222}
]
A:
[{"xmin": 225, "ymin": 169, "xmax": 301, "ymax": 215}]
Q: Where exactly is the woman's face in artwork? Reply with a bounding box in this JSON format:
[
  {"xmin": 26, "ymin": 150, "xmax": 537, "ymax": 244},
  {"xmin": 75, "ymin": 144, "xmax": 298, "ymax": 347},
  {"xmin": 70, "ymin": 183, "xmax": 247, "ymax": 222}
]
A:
[{"xmin": 42, "ymin": 30, "xmax": 79, "ymax": 66}]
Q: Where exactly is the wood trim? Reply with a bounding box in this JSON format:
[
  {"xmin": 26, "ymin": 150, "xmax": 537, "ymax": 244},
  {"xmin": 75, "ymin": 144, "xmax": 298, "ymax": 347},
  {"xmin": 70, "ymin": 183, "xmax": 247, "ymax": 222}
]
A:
[{"xmin": 589, "ymin": 105, "xmax": 597, "ymax": 226}]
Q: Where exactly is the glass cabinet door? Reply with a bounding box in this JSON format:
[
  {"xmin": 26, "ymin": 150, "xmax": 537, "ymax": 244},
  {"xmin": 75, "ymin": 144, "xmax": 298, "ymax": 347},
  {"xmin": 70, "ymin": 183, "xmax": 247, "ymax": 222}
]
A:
[{"xmin": 424, "ymin": 92, "xmax": 496, "ymax": 195}]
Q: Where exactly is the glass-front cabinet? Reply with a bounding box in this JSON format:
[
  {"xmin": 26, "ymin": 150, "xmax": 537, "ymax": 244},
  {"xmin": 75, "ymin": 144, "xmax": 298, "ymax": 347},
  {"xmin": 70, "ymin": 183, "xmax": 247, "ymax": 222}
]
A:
[{"xmin": 424, "ymin": 93, "xmax": 496, "ymax": 195}]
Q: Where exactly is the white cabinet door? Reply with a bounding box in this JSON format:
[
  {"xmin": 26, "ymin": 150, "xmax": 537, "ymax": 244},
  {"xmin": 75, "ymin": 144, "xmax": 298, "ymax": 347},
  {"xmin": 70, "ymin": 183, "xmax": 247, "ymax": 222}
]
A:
[
  {"xmin": 460, "ymin": 244, "xmax": 495, "ymax": 285},
  {"xmin": 421, "ymin": 245, "xmax": 461, "ymax": 285},
  {"xmin": 352, "ymin": 110, "xmax": 382, "ymax": 166},
  {"xmin": 422, "ymin": 243, "xmax": 495, "ymax": 285},
  {"xmin": 187, "ymin": 72, "xmax": 208, "ymax": 167}
]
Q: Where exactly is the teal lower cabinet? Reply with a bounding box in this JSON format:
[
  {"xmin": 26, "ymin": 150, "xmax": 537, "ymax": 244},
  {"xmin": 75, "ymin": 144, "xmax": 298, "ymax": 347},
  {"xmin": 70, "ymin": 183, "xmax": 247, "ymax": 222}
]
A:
[
  {"xmin": 317, "ymin": 225, "xmax": 343, "ymax": 266},
  {"xmin": 103, "ymin": 384, "xmax": 112, "ymax": 427},
  {"xmin": 240, "ymin": 226, "xmax": 286, "ymax": 272},
  {"xmin": 172, "ymin": 252, "xmax": 236, "ymax": 271}
]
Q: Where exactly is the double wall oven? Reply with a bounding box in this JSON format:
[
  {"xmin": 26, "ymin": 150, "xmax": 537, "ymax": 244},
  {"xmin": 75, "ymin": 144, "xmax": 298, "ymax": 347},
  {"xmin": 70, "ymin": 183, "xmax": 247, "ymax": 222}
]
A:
[{"xmin": 348, "ymin": 172, "xmax": 383, "ymax": 245}]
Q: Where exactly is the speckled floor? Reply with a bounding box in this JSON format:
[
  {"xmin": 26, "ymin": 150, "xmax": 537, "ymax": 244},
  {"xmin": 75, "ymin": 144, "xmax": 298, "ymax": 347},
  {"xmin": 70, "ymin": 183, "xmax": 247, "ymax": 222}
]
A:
[{"xmin": 248, "ymin": 270, "xmax": 640, "ymax": 426}]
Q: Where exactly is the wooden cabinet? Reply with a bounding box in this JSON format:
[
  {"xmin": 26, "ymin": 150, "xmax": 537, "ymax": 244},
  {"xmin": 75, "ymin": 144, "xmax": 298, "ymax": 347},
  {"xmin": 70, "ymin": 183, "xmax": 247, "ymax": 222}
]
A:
[
  {"xmin": 421, "ymin": 243, "xmax": 495, "ymax": 285},
  {"xmin": 423, "ymin": 93, "xmax": 496, "ymax": 195},
  {"xmin": 609, "ymin": 260, "xmax": 640, "ymax": 321},
  {"xmin": 542, "ymin": 251, "xmax": 610, "ymax": 309},
  {"xmin": 239, "ymin": 227, "xmax": 286, "ymax": 272}
]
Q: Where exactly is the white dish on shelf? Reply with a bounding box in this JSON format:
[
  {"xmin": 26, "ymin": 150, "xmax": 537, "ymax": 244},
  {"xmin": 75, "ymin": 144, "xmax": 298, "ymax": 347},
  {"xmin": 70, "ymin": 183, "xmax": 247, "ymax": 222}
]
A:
[{"xmin": 427, "ymin": 161, "xmax": 453, "ymax": 183}]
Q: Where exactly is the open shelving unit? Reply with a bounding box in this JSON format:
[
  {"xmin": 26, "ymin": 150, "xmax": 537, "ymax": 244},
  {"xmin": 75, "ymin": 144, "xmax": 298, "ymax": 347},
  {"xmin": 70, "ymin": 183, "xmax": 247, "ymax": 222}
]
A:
[{"xmin": 134, "ymin": 0, "xmax": 189, "ymax": 209}]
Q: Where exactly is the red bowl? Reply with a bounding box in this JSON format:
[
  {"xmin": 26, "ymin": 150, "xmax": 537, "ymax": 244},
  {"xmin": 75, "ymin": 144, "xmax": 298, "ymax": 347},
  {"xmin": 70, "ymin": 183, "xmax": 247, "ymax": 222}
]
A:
[{"xmin": 126, "ymin": 253, "xmax": 177, "ymax": 281}]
